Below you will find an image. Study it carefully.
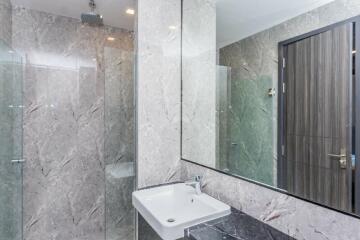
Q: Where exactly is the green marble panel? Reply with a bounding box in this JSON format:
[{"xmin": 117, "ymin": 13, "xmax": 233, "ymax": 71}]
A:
[
  {"xmin": 224, "ymin": 71, "xmax": 274, "ymax": 185},
  {"xmin": 0, "ymin": 39, "xmax": 23, "ymax": 240}
]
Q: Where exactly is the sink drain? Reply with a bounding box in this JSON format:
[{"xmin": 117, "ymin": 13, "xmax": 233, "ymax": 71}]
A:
[{"xmin": 167, "ymin": 218, "xmax": 176, "ymax": 223}]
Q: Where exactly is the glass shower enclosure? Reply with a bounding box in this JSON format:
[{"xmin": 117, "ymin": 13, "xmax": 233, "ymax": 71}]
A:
[{"xmin": 0, "ymin": 39, "xmax": 23, "ymax": 240}]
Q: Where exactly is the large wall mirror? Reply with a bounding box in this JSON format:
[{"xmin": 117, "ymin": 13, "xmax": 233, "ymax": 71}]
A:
[{"xmin": 181, "ymin": 0, "xmax": 360, "ymax": 216}]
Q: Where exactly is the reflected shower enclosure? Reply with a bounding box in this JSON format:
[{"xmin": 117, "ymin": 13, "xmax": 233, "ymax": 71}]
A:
[
  {"xmin": 0, "ymin": 0, "xmax": 136, "ymax": 239},
  {"xmin": 0, "ymin": 40, "xmax": 23, "ymax": 240}
]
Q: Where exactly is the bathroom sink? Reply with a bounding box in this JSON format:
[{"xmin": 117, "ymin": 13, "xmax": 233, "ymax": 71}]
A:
[{"xmin": 132, "ymin": 183, "xmax": 231, "ymax": 240}]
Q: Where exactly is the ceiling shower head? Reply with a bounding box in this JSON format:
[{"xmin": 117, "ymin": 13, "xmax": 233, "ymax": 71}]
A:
[{"xmin": 81, "ymin": 0, "xmax": 103, "ymax": 26}]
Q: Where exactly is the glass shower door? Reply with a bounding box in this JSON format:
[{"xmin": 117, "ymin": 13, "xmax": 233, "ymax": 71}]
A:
[
  {"xmin": 0, "ymin": 40, "xmax": 23, "ymax": 240},
  {"xmin": 104, "ymin": 47, "xmax": 135, "ymax": 240}
]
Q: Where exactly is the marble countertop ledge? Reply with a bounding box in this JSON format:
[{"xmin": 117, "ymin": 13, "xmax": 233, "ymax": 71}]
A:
[{"xmin": 184, "ymin": 207, "xmax": 295, "ymax": 240}]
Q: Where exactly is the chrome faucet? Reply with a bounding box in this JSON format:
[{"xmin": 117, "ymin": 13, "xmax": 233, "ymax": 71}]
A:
[{"xmin": 185, "ymin": 175, "xmax": 202, "ymax": 195}]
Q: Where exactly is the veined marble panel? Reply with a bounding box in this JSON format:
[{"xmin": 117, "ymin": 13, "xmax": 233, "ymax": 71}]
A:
[
  {"xmin": 181, "ymin": 0, "xmax": 217, "ymax": 168},
  {"xmin": 137, "ymin": 0, "xmax": 181, "ymax": 188},
  {"xmin": 105, "ymin": 47, "xmax": 134, "ymax": 166},
  {"xmin": 23, "ymin": 65, "xmax": 105, "ymax": 240},
  {"xmin": 225, "ymin": 71, "xmax": 274, "ymax": 185},
  {"xmin": 0, "ymin": 0, "xmax": 11, "ymax": 45}
]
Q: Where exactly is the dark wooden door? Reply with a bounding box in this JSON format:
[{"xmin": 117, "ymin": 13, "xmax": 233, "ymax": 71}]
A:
[{"xmin": 283, "ymin": 22, "xmax": 353, "ymax": 212}]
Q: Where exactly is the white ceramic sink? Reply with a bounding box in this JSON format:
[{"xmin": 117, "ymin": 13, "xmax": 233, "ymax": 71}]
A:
[{"xmin": 132, "ymin": 183, "xmax": 231, "ymax": 240}]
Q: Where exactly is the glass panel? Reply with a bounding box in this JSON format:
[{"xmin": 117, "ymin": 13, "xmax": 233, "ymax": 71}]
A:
[
  {"xmin": 216, "ymin": 65, "xmax": 274, "ymax": 185},
  {"xmin": 0, "ymin": 39, "xmax": 23, "ymax": 240},
  {"xmin": 227, "ymin": 69, "xmax": 274, "ymax": 185},
  {"xmin": 104, "ymin": 47, "xmax": 135, "ymax": 240},
  {"xmin": 216, "ymin": 65, "xmax": 231, "ymax": 171}
]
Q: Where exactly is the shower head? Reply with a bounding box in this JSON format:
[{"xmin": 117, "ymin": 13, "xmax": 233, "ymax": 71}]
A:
[
  {"xmin": 81, "ymin": 0, "xmax": 103, "ymax": 26},
  {"xmin": 81, "ymin": 12, "xmax": 103, "ymax": 26}
]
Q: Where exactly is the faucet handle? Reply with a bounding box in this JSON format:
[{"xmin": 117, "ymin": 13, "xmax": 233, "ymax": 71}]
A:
[
  {"xmin": 194, "ymin": 175, "xmax": 202, "ymax": 182},
  {"xmin": 186, "ymin": 176, "xmax": 203, "ymax": 195}
]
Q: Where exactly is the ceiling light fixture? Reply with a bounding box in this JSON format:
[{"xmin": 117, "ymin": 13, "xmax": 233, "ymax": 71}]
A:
[
  {"xmin": 126, "ymin": 8, "xmax": 135, "ymax": 15},
  {"xmin": 107, "ymin": 37, "xmax": 115, "ymax": 41},
  {"xmin": 169, "ymin": 25, "xmax": 177, "ymax": 30}
]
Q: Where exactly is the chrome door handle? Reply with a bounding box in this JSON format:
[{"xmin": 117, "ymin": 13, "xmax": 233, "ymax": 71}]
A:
[
  {"xmin": 11, "ymin": 159, "xmax": 26, "ymax": 163},
  {"xmin": 328, "ymin": 154, "xmax": 346, "ymax": 158},
  {"xmin": 328, "ymin": 148, "xmax": 347, "ymax": 169}
]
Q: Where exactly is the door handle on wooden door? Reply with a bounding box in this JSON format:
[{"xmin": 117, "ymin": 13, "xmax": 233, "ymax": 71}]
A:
[
  {"xmin": 328, "ymin": 153, "xmax": 346, "ymax": 157},
  {"xmin": 328, "ymin": 148, "xmax": 347, "ymax": 169}
]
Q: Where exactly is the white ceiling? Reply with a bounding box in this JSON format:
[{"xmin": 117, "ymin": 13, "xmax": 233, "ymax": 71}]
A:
[
  {"xmin": 11, "ymin": 0, "xmax": 135, "ymax": 30},
  {"xmin": 217, "ymin": 0, "xmax": 335, "ymax": 48}
]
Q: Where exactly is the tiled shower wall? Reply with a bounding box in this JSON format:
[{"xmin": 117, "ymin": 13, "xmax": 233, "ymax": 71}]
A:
[
  {"xmin": 0, "ymin": 0, "xmax": 11, "ymax": 45},
  {"xmin": 9, "ymin": 5, "xmax": 134, "ymax": 240}
]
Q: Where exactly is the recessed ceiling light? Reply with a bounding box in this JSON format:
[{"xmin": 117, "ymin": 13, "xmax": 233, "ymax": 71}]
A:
[
  {"xmin": 169, "ymin": 25, "xmax": 177, "ymax": 30},
  {"xmin": 126, "ymin": 8, "xmax": 135, "ymax": 15},
  {"xmin": 107, "ymin": 37, "xmax": 115, "ymax": 41}
]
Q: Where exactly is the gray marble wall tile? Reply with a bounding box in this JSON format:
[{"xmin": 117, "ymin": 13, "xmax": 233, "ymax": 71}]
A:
[
  {"xmin": 23, "ymin": 64, "xmax": 105, "ymax": 240},
  {"xmin": 11, "ymin": 6, "xmax": 134, "ymax": 240},
  {"xmin": 0, "ymin": 0, "xmax": 11, "ymax": 45},
  {"xmin": 137, "ymin": 0, "xmax": 181, "ymax": 188},
  {"xmin": 105, "ymin": 47, "xmax": 134, "ymax": 166},
  {"xmin": 182, "ymin": 0, "xmax": 217, "ymax": 168}
]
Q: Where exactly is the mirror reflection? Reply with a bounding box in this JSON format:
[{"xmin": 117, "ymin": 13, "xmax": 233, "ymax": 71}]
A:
[{"xmin": 181, "ymin": 0, "xmax": 360, "ymax": 215}]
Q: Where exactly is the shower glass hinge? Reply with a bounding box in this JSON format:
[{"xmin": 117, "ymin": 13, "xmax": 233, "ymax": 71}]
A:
[
  {"xmin": 282, "ymin": 83, "xmax": 286, "ymax": 93},
  {"xmin": 282, "ymin": 58, "xmax": 286, "ymax": 68}
]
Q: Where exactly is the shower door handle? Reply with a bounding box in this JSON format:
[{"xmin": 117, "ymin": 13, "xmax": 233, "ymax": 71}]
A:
[{"xmin": 11, "ymin": 159, "xmax": 26, "ymax": 163}]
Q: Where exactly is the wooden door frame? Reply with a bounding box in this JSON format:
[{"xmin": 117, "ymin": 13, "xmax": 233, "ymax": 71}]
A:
[{"xmin": 278, "ymin": 16, "xmax": 360, "ymax": 215}]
